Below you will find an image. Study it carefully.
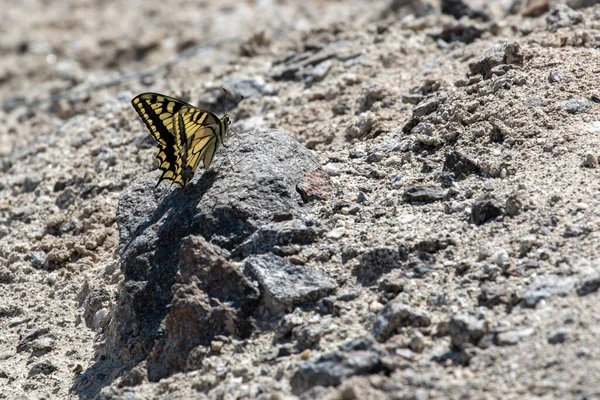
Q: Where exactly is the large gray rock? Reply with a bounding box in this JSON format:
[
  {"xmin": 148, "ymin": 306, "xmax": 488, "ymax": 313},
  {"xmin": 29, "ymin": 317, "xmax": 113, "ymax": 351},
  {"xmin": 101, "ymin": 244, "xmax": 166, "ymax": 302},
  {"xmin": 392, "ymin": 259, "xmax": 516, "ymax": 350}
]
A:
[{"xmin": 95, "ymin": 129, "xmax": 323, "ymax": 387}]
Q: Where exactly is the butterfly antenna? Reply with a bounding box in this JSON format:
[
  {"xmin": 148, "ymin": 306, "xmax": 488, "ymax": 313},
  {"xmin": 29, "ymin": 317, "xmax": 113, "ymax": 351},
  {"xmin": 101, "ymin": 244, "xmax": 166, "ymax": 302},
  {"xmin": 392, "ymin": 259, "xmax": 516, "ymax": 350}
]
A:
[
  {"xmin": 225, "ymin": 95, "xmax": 244, "ymax": 115},
  {"xmin": 222, "ymin": 88, "xmax": 228, "ymax": 116}
]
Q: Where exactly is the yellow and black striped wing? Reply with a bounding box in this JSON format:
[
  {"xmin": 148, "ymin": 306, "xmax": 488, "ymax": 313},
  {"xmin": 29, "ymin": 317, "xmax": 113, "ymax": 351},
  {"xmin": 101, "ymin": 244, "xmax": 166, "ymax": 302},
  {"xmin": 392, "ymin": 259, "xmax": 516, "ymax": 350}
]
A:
[
  {"xmin": 173, "ymin": 109, "xmax": 223, "ymax": 181},
  {"xmin": 131, "ymin": 92, "xmax": 222, "ymax": 187}
]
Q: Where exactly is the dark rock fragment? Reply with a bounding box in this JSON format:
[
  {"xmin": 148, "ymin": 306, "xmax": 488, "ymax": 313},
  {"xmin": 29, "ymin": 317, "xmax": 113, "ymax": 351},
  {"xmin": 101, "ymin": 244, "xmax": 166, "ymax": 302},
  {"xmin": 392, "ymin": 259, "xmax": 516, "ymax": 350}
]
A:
[
  {"xmin": 448, "ymin": 314, "xmax": 486, "ymax": 349},
  {"xmin": 441, "ymin": 0, "xmax": 489, "ymax": 20},
  {"xmin": 290, "ymin": 338, "xmax": 387, "ymax": 395},
  {"xmin": 577, "ymin": 274, "xmax": 600, "ymax": 296},
  {"xmin": 373, "ymin": 296, "xmax": 431, "ymax": 342},
  {"xmin": 245, "ymin": 254, "xmax": 335, "ymax": 314},
  {"xmin": 443, "ymin": 151, "xmax": 481, "ymax": 180},
  {"xmin": 403, "ymin": 185, "xmax": 446, "ymax": 204},
  {"xmin": 471, "ymin": 197, "xmax": 503, "ymax": 225},
  {"xmin": 147, "ymin": 236, "xmax": 260, "ymax": 381}
]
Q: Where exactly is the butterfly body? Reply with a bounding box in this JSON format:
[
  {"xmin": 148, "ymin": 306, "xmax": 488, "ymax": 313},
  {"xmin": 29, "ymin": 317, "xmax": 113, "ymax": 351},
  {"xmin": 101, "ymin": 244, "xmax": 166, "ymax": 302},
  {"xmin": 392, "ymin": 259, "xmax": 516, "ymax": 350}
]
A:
[{"xmin": 131, "ymin": 92, "xmax": 229, "ymax": 187}]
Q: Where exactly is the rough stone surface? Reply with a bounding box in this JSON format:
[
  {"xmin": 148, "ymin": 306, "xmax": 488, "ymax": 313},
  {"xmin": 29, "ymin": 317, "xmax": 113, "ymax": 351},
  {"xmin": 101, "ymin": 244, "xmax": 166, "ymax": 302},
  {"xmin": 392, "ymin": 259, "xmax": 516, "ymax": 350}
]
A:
[
  {"xmin": 146, "ymin": 236, "xmax": 260, "ymax": 381},
  {"xmin": 373, "ymin": 296, "xmax": 432, "ymax": 342},
  {"xmin": 290, "ymin": 338, "xmax": 387, "ymax": 395},
  {"xmin": 245, "ymin": 254, "xmax": 336, "ymax": 314}
]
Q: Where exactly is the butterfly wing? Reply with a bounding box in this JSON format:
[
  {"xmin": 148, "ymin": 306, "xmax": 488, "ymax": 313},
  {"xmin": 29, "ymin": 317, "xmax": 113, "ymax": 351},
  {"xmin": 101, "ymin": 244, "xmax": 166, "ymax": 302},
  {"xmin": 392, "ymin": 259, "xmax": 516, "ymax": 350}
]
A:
[
  {"xmin": 131, "ymin": 93, "xmax": 195, "ymax": 186},
  {"xmin": 132, "ymin": 92, "xmax": 228, "ymax": 187},
  {"xmin": 173, "ymin": 108, "xmax": 224, "ymax": 185}
]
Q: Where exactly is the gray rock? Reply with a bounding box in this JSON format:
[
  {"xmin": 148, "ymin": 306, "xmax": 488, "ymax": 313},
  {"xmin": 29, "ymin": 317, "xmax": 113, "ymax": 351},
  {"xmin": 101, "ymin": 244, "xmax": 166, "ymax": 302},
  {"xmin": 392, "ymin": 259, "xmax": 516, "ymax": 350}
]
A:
[
  {"xmin": 102, "ymin": 129, "xmax": 318, "ymax": 386},
  {"xmin": 546, "ymin": 4, "xmax": 583, "ymax": 32},
  {"xmin": 223, "ymin": 76, "xmax": 278, "ymax": 99},
  {"xmin": 29, "ymin": 251, "xmax": 46, "ymax": 269},
  {"xmin": 505, "ymin": 193, "xmax": 523, "ymax": 217},
  {"xmin": 443, "ymin": 151, "xmax": 481, "ymax": 180},
  {"xmin": 373, "ymin": 296, "xmax": 431, "ymax": 342},
  {"xmin": 22, "ymin": 175, "xmax": 41, "ymax": 193},
  {"xmin": 293, "ymin": 324, "xmax": 326, "ymax": 350},
  {"xmin": 28, "ymin": 361, "xmax": 57, "ymax": 377},
  {"xmin": 521, "ymin": 275, "xmax": 576, "ymax": 307},
  {"xmin": 548, "ymin": 71, "xmax": 566, "ymax": 83},
  {"xmin": 147, "ymin": 236, "xmax": 260, "ymax": 381},
  {"xmin": 290, "ymin": 339, "xmax": 387, "ymax": 395},
  {"xmin": 561, "ymin": 99, "xmax": 590, "ymax": 114},
  {"xmin": 441, "ymin": 0, "xmax": 489, "ymax": 20},
  {"xmin": 244, "ymin": 254, "xmax": 336, "ymax": 314},
  {"xmin": 305, "ymin": 59, "xmax": 334, "ymax": 83},
  {"xmin": 548, "ymin": 328, "xmax": 570, "ymax": 344},
  {"xmin": 402, "ymin": 185, "xmax": 446, "ymax": 204},
  {"xmin": 17, "ymin": 327, "xmax": 50, "ymax": 353},
  {"xmin": 448, "ymin": 314, "xmax": 486, "ymax": 349},
  {"xmin": 577, "ymin": 273, "xmax": 600, "ymax": 296},
  {"xmin": 582, "ymin": 154, "xmax": 598, "ymax": 168},
  {"xmin": 412, "ymin": 95, "xmax": 444, "ymax": 118},
  {"xmin": 471, "ymin": 197, "xmax": 503, "ymax": 225},
  {"xmin": 233, "ymin": 220, "xmax": 325, "ymax": 258},
  {"xmin": 30, "ymin": 334, "xmax": 56, "ymax": 356},
  {"xmin": 468, "ymin": 42, "xmax": 523, "ymax": 79},
  {"xmin": 355, "ymin": 245, "xmax": 409, "ymax": 282},
  {"xmin": 495, "ymin": 328, "xmax": 534, "ymax": 346}
]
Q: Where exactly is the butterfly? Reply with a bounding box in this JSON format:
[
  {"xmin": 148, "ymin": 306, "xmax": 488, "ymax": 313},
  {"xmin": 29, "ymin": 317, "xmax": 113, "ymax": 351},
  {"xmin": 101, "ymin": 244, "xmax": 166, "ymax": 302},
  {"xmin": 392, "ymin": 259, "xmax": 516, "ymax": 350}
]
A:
[{"xmin": 131, "ymin": 92, "xmax": 239, "ymax": 187}]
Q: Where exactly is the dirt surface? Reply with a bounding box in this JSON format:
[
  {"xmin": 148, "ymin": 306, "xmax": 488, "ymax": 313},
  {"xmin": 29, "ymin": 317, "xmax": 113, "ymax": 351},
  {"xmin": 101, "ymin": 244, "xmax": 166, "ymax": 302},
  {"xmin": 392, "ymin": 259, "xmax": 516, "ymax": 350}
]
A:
[{"xmin": 1, "ymin": 0, "xmax": 600, "ymax": 399}]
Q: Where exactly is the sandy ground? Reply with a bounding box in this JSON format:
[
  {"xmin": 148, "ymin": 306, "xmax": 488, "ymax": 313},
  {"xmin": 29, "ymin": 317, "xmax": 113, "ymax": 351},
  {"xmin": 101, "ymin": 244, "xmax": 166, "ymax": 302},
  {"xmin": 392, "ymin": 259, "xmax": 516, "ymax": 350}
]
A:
[{"xmin": 1, "ymin": 0, "xmax": 599, "ymax": 399}]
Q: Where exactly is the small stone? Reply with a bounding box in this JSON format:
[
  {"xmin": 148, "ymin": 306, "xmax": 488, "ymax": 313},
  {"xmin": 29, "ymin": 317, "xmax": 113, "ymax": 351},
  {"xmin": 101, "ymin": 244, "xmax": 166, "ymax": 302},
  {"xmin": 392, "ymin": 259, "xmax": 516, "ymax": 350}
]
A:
[
  {"xmin": 471, "ymin": 197, "xmax": 503, "ymax": 225},
  {"xmin": 443, "ymin": 151, "xmax": 481, "ymax": 180},
  {"xmin": 548, "ymin": 71, "xmax": 565, "ymax": 83},
  {"xmin": 290, "ymin": 340, "xmax": 386, "ymax": 395},
  {"xmin": 93, "ymin": 308, "xmax": 109, "ymax": 330},
  {"xmin": 46, "ymin": 272, "xmax": 57, "ymax": 286},
  {"xmin": 561, "ymin": 99, "xmax": 590, "ymax": 114},
  {"xmin": 17, "ymin": 327, "xmax": 51, "ymax": 352},
  {"xmin": 391, "ymin": 175, "xmax": 404, "ymax": 189},
  {"xmin": 491, "ymin": 249, "xmax": 510, "ymax": 269},
  {"xmin": 306, "ymin": 60, "xmax": 334, "ymax": 83},
  {"xmin": 369, "ymin": 301, "xmax": 384, "ymax": 313},
  {"xmin": 294, "ymin": 325, "xmax": 325, "ymax": 349},
  {"xmin": 582, "ymin": 154, "xmax": 598, "ymax": 168},
  {"xmin": 245, "ymin": 254, "xmax": 336, "ymax": 314},
  {"xmin": 30, "ymin": 335, "xmax": 56, "ymax": 355},
  {"xmin": 402, "ymin": 185, "xmax": 446, "ymax": 204},
  {"xmin": 441, "ymin": 0, "xmax": 489, "ymax": 20},
  {"xmin": 300, "ymin": 349, "xmax": 312, "ymax": 360},
  {"xmin": 548, "ymin": 328, "xmax": 570, "ymax": 344},
  {"xmin": 373, "ymin": 296, "xmax": 431, "ymax": 342},
  {"xmin": 505, "ymin": 194, "xmax": 523, "ymax": 216},
  {"xmin": 496, "ymin": 328, "xmax": 534, "ymax": 346},
  {"xmin": 28, "ymin": 361, "xmax": 57, "ymax": 377},
  {"xmin": 322, "ymin": 163, "xmax": 342, "ymax": 176},
  {"xmin": 23, "ymin": 175, "xmax": 41, "ymax": 193},
  {"xmin": 346, "ymin": 112, "xmax": 375, "ymax": 139},
  {"xmin": 577, "ymin": 274, "xmax": 600, "ymax": 296},
  {"xmin": 357, "ymin": 191, "xmax": 369, "ymax": 204},
  {"xmin": 448, "ymin": 314, "xmax": 486, "ymax": 349},
  {"xmin": 521, "ymin": 275, "xmax": 576, "ymax": 307},
  {"xmin": 297, "ymin": 169, "xmax": 335, "ymax": 203},
  {"xmin": 409, "ymin": 331, "xmax": 426, "ymax": 353},
  {"xmin": 336, "ymin": 290, "xmax": 360, "ymax": 302},
  {"xmin": 519, "ymin": 235, "xmax": 539, "ymax": 256},
  {"xmin": 211, "ymin": 341, "xmax": 224, "ymax": 353}
]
